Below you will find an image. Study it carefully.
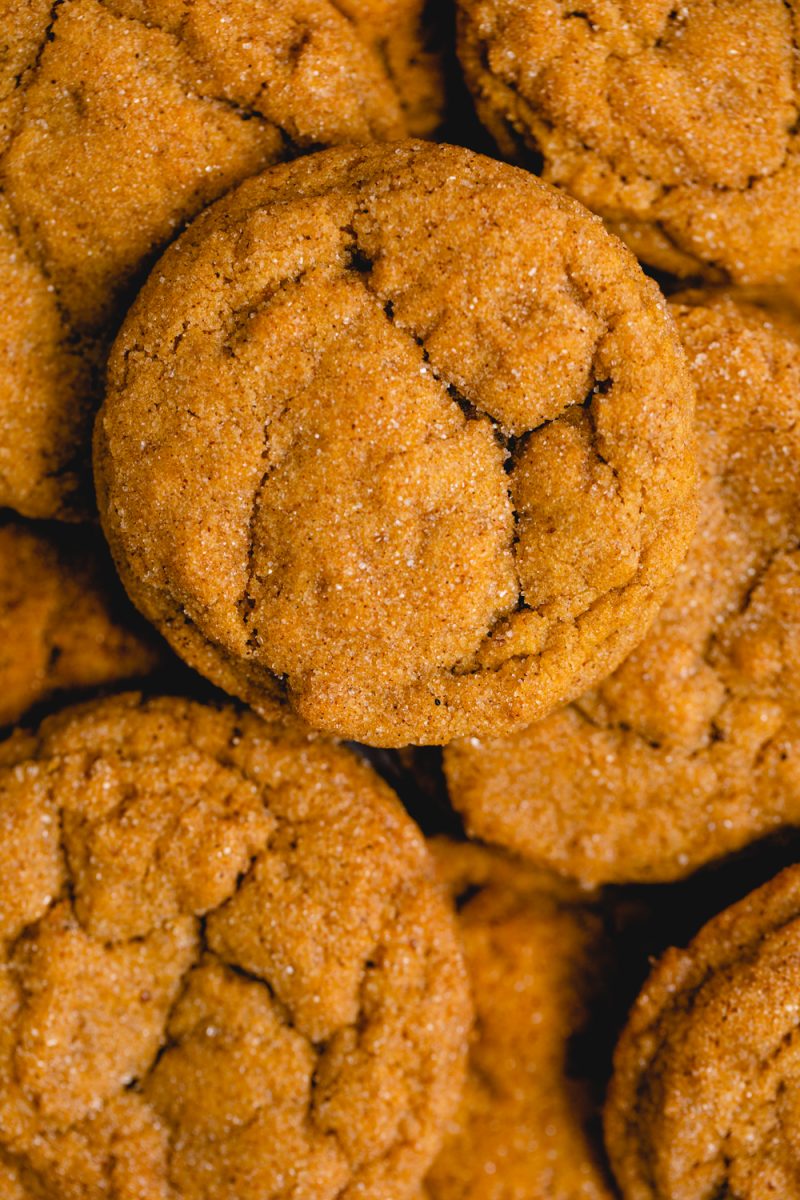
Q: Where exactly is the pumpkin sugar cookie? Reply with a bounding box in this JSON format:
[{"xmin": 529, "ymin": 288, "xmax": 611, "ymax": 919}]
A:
[
  {"xmin": 0, "ymin": 0, "xmax": 443, "ymax": 519},
  {"xmin": 457, "ymin": 0, "xmax": 800, "ymax": 290},
  {"xmin": 606, "ymin": 864, "xmax": 800, "ymax": 1199},
  {"xmin": 0, "ymin": 517, "xmax": 163, "ymax": 728},
  {"xmin": 445, "ymin": 293, "xmax": 800, "ymax": 884},
  {"xmin": 96, "ymin": 140, "xmax": 696, "ymax": 747},
  {"xmin": 420, "ymin": 839, "xmax": 613, "ymax": 1200},
  {"xmin": 0, "ymin": 693, "xmax": 470, "ymax": 1200}
]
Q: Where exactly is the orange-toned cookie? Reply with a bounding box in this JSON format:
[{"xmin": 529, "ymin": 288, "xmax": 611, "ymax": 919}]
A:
[
  {"xmin": 445, "ymin": 293, "xmax": 800, "ymax": 883},
  {"xmin": 0, "ymin": 693, "xmax": 470, "ymax": 1199},
  {"xmin": 0, "ymin": 517, "xmax": 163, "ymax": 727},
  {"xmin": 0, "ymin": 0, "xmax": 443, "ymax": 519},
  {"xmin": 96, "ymin": 140, "xmax": 696, "ymax": 747},
  {"xmin": 457, "ymin": 0, "xmax": 800, "ymax": 290},
  {"xmin": 605, "ymin": 864, "xmax": 800, "ymax": 1199},
  {"xmin": 420, "ymin": 839, "xmax": 613, "ymax": 1200}
]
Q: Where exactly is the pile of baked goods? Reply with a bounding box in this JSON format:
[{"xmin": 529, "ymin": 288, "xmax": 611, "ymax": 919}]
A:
[{"xmin": 2, "ymin": 1, "xmax": 799, "ymax": 1195}]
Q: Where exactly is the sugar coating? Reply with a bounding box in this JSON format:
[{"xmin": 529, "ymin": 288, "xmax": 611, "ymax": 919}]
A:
[
  {"xmin": 445, "ymin": 293, "xmax": 800, "ymax": 883},
  {"xmin": 0, "ymin": 517, "xmax": 162, "ymax": 727},
  {"xmin": 0, "ymin": 693, "xmax": 471, "ymax": 1200},
  {"xmin": 0, "ymin": 0, "xmax": 442, "ymax": 519},
  {"xmin": 420, "ymin": 839, "xmax": 613, "ymax": 1200},
  {"xmin": 95, "ymin": 140, "xmax": 696, "ymax": 746},
  {"xmin": 458, "ymin": 0, "xmax": 800, "ymax": 288},
  {"xmin": 606, "ymin": 865, "xmax": 800, "ymax": 1198}
]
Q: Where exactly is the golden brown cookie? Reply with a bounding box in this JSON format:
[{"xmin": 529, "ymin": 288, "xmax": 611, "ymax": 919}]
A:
[
  {"xmin": 0, "ymin": 0, "xmax": 443, "ymax": 519},
  {"xmin": 457, "ymin": 0, "xmax": 800, "ymax": 289},
  {"xmin": 420, "ymin": 839, "xmax": 613, "ymax": 1200},
  {"xmin": 0, "ymin": 517, "xmax": 163, "ymax": 727},
  {"xmin": 0, "ymin": 692, "xmax": 471, "ymax": 1200},
  {"xmin": 605, "ymin": 864, "xmax": 800, "ymax": 1199},
  {"xmin": 445, "ymin": 292, "xmax": 800, "ymax": 883},
  {"xmin": 95, "ymin": 140, "xmax": 696, "ymax": 747}
]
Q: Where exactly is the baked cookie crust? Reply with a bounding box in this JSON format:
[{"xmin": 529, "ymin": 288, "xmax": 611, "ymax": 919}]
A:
[
  {"xmin": 0, "ymin": 693, "xmax": 470, "ymax": 1200},
  {"xmin": 96, "ymin": 140, "xmax": 696, "ymax": 746},
  {"xmin": 458, "ymin": 0, "xmax": 800, "ymax": 289},
  {"xmin": 0, "ymin": 517, "xmax": 163, "ymax": 727},
  {"xmin": 605, "ymin": 864, "xmax": 800, "ymax": 1198},
  {"xmin": 421, "ymin": 839, "xmax": 613, "ymax": 1200},
  {"xmin": 0, "ymin": 0, "xmax": 442, "ymax": 518},
  {"xmin": 445, "ymin": 293, "xmax": 800, "ymax": 882}
]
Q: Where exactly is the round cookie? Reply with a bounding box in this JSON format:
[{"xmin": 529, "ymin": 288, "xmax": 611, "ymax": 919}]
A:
[
  {"xmin": 445, "ymin": 292, "xmax": 800, "ymax": 883},
  {"xmin": 0, "ymin": 0, "xmax": 443, "ymax": 519},
  {"xmin": 605, "ymin": 864, "xmax": 800, "ymax": 1199},
  {"xmin": 420, "ymin": 839, "xmax": 613, "ymax": 1200},
  {"xmin": 0, "ymin": 517, "xmax": 163, "ymax": 727},
  {"xmin": 457, "ymin": 0, "xmax": 800, "ymax": 289},
  {"xmin": 95, "ymin": 140, "xmax": 696, "ymax": 747},
  {"xmin": 0, "ymin": 692, "xmax": 471, "ymax": 1200}
]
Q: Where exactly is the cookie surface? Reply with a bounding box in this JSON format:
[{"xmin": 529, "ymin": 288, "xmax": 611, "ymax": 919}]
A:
[
  {"xmin": 421, "ymin": 839, "xmax": 613, "ymax": 1200},
  {"xmin": 96, "ymin": 140, "xmax": 696, "ymax": 746},
  {"xmin": 445, "ymin": 293, "xmax": 800, "ymax": 882},
  {"xmin": 0, "ymin": 0, "xmax": 442, "ymax": 519},
  {"xmin": 457, "ymin": 0, "xmax": 800, "ymax": 288},
  {"xmin": 0, "ymin": 517, "xmax": 163, "ymax": 727},
  {"xmin": 605, "ymin": 864, "xmax": 800, "ymax": 1199},
  {"xmin": 0, "ymin": 693, "xmax": 470, "ymax": 1199}
]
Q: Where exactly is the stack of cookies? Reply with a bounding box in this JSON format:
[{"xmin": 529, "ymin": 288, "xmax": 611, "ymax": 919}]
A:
[{"xmin": 1, "ymin": 2, "xmax": 799, "ymax": 1196}]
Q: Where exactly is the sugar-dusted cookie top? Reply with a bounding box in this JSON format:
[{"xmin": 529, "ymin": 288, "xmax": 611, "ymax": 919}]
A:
[
  {"xmin": 446, "ymin": 293, "xmax": 800, "ymax": 882},
  {"xmin": 0, "ymin": 693, "xmax": 470, "ymax": 1200},
  {"xmin": 606, "ymin": 864, "xmax": 800, "ymax": 1198},
  {"xmin": 96, "ymin": 140, "xmax": 696, "ymax": 746},
  {"xmin": 458, "ymin": 0, "xmax": 800, "ymax": 288},
  {"xmin": 0, "ymin": 516, "xmax": 163, "ymax": 727},
  {"xmin": 0, "ymin": 0, "xmax": 443, "ymax": 518},
  {"xmin": 421, "ymin": 838, "xmax": 613, "ymax": 1200}
]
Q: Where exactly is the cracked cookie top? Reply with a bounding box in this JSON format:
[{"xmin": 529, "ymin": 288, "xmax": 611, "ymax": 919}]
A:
[
  {"xmin": 0, "ymin": 517, "xmax": 164, "ymax": 728},
  {"xmin": 420, "ymin": 838, "xmax": 613, "ymax": 1200},
  {"xmin": 605, "ymin": 865, "xmax": 800, "ymax": 1199},
  {"xmin": 457, "ymin": 0, "xmax": 800, "ymax": 288},
  {"xmin": 445, "ymin": 292, "xmax": 800, "ymax": 882},
  {"xmin": 0, "ymin": 0, "xmax": 443, "ymax": 519},
  {"xmin": 95, "ymin": 140, "xmax": 696, "ymax": 747},
  {"xmin": 0, "ymin": 692, "xmax": 471, "ymax": 1200}
]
